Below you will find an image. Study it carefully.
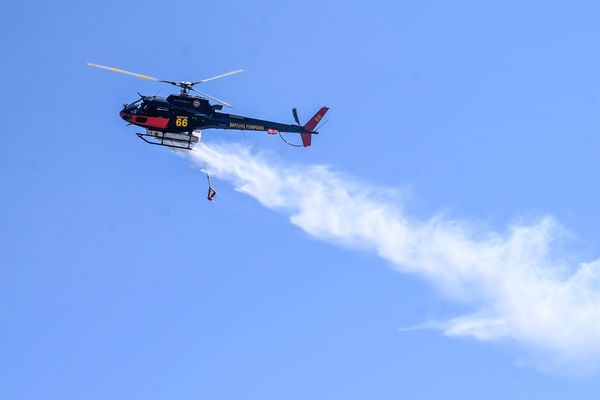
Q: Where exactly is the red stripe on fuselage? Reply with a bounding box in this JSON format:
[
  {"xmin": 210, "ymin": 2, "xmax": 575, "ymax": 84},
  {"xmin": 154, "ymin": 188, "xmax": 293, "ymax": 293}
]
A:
[{"xmin": 133, "ymin": 115, "xmax": 170, "ymax": 130}]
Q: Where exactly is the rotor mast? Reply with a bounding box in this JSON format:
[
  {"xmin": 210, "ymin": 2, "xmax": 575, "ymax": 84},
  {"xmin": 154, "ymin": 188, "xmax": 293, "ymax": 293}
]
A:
[
  {"xmin": 158, "ymin": 80, "xmax": 196, "ymax": 95},
  {"xmin": 175, "ymin": 81, "xmax": 194, "ymax": 95}
]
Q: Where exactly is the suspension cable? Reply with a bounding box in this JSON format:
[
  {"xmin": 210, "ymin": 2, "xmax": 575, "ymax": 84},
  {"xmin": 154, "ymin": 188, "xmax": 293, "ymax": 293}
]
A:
[{"xmin": 278, "ymin": 132, "xmax": 304, "ymax": 147}]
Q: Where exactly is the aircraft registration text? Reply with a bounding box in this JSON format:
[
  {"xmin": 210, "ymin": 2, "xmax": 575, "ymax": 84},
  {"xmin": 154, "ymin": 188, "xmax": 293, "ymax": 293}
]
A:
[{"xmin": 229, "ymin": 122, "xmax": 265, "ymax": 130}]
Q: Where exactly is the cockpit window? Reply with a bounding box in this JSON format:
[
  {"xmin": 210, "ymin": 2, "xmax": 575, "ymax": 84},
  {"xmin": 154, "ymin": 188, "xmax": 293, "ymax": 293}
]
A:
[
  {"xmin": 123, "ymin": 100, "xmax": 169, "ymax": 116},
  {"xmin": 125, "ymin": 101, "xmax": 144, "ymax": 115}
]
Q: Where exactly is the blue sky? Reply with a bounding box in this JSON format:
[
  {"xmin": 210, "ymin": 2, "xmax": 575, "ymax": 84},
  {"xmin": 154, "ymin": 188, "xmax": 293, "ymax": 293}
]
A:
[{"xmin": 4, "ymin": 0, "xmax": 600, "ymax": 398}]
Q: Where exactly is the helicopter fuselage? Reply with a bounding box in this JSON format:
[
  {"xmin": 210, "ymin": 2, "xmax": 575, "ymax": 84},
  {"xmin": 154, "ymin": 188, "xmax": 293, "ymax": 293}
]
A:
[
  {"xmin": 88, "ymin": 62, "xmax": 328, "ymax": 149},
  {"xmin": 120, "ymin": 94, "xmax": 308, "ymax": 136}
]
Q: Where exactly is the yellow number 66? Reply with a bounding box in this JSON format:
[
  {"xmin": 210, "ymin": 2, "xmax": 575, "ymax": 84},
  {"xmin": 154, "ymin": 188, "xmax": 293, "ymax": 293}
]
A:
[{"xmin": 176, "ymin": 117, "xmax": 188, "ymax": 127}]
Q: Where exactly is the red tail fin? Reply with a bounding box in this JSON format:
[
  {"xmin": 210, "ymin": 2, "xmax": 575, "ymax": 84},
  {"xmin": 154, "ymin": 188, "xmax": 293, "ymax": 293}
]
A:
[{"xmin": 301, "ymin": 106, "xmax": 329, "ymax": 147}]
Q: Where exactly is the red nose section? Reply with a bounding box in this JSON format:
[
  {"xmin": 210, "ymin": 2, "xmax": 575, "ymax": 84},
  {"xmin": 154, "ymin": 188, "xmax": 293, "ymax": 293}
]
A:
[
  {"xmin": 119, "ymin": 111, "xmax": 131, "ymax": 121},
  {"xmin": 120, "ymin": 112, "xmax": 170, "ymax": 130}
]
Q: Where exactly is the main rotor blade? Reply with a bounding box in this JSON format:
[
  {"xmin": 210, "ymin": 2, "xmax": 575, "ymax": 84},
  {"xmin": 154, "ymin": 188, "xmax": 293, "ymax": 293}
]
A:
[
  {"xmin": 191, "ymin": 88, "xmax": 233, "ymax": 108},
  {"xmin": 193, "ymin": 69, "xmax": 243, "ymax": 85},
  {"xmin": 87, "ymin": 62, "xmax": 163, "ymax": 82}
]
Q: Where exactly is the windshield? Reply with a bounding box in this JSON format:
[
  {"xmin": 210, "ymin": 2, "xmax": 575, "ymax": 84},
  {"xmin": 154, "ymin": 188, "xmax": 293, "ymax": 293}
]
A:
[{"xmin": 123, "ymin": 99, "xmax": 144, "ymax": 114}]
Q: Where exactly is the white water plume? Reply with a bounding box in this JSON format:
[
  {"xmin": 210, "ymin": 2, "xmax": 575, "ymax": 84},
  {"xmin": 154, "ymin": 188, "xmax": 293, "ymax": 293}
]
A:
[{"xmin": 184, "ymin": 142, "xmax": 600, "ymax": 370}]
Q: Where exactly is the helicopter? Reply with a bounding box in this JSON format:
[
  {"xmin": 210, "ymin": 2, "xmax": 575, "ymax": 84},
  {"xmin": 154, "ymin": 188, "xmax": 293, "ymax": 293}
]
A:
[{"xmin": 88, "ymin": 63, "xmax": 329, "ymax": 150}]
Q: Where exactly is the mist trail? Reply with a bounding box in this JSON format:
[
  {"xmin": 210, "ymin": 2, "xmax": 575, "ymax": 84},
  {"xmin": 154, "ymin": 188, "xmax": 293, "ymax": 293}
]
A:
[{"xmin": 185, "ymin": 142, "xmax": 600, "ymax": 368}]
